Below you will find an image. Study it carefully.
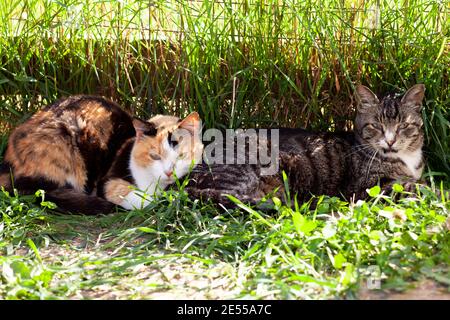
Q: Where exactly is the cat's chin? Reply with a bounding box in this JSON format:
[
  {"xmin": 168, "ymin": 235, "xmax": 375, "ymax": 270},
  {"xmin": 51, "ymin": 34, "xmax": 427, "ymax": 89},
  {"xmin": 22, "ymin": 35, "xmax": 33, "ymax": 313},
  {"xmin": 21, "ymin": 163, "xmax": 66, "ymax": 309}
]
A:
[
  {"xmin": 164, "ymin": 177, "xmax": 175, "ymax": 184},
  {"xmin": 158, "ymin": 178, "xmax": 173, "ymax": 187},
  {"xmin": 380, "ymin": 148, "xmax": 405, "ymax": 158},
  {"xmin": 381, "ymin": 148, "xmax": 398, "ymax": 154}
]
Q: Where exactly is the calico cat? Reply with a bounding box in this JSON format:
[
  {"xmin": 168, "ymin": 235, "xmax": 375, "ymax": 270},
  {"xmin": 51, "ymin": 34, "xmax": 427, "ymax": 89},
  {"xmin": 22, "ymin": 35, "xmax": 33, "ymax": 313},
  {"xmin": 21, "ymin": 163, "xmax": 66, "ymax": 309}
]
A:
[
  {"xmin": 0, "ymin": 95, "xmax": 203, "ymax": 214},
  {"xmin": 185, "ymin": 84, "xmax": 426, "ymax": 207}
]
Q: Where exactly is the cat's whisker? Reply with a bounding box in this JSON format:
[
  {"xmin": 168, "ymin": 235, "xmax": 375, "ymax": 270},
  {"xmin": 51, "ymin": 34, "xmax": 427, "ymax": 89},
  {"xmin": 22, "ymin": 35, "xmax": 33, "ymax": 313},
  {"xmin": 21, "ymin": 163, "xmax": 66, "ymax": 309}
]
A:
[
  {"xmin": 364, "ymin": 149, "xmax": 379, "ymax": 183},
  {"xmin": 344, "ymin": 144, "xmax": 375, "ymax": 158}
]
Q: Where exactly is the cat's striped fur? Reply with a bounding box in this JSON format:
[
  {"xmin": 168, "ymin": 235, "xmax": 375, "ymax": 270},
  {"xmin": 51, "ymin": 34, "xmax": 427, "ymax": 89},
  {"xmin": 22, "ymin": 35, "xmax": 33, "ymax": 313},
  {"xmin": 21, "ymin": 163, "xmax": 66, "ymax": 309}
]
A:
[{"xmin": 185, "ymin": 84, "xmax": 426, "ymax": 207}]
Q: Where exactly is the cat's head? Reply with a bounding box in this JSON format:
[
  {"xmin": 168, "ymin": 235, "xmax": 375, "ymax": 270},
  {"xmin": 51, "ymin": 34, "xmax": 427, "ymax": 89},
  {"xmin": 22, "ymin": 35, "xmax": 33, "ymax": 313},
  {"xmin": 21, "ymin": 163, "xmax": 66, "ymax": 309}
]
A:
[
  {"xmin": 130, "ymin": 112, "xmax": 203, "ymax": 187},
  {"xmin": 354, "ymin": 84, "xmax": 425, "ymax": 156}
]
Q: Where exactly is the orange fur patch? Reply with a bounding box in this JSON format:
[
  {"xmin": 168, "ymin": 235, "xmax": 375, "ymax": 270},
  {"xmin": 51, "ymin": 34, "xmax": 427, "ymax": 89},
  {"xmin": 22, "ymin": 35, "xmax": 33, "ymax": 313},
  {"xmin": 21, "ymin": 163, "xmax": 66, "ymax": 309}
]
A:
[
  {"xmin": 103, "ymin": 178, "xmax": 133, "ymax": 205},
  {"xmin": 132, "ymin": 134, "xmax": 165, "ymax": 167},
  {"xmin": 78, "ymin": 101, "xmax": 113, "ymax": 150},
  {"xmin": 2, "ymin": 103, "xmax": 117, "ymax": 190},
  {"xmin": 5, "ymin": 127, "xmax": 88, "ymax": 190}
]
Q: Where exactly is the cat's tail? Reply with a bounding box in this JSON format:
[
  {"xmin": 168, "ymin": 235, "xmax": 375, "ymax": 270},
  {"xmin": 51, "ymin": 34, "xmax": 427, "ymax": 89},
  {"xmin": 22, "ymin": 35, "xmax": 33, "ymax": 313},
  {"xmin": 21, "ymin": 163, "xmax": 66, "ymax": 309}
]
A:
[
  {"xmin": 1, "ymin": 162, "xmax": 114, "ymax": 214},
  {"xmin": 45, "ymin": 188, "xmax": 116, "ymax": 215}
]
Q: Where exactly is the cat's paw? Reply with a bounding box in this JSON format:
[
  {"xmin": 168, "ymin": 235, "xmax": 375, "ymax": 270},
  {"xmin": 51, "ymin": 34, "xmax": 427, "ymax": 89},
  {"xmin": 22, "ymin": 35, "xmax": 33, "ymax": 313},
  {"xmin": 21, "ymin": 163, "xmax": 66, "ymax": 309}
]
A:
[
  {"xmin": 401, "ymin": 181, "xmax": 418, "ymax": 193},
  {"xmin": 382, "ymin": 180, "xmax": 419, "ymax": 198}
]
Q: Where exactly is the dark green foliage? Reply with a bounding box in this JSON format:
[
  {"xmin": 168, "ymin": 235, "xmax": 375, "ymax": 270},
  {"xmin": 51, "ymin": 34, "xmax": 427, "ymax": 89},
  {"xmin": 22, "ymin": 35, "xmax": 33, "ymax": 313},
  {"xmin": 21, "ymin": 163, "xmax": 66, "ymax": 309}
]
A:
[{"xmin": 0, "ymin": 0, "xmax": 448, "ymax": 175}]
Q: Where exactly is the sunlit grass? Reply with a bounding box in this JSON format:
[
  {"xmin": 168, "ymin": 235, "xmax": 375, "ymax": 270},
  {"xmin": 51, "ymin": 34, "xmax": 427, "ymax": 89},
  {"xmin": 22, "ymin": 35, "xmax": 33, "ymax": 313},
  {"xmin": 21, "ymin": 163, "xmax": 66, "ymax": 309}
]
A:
[{"xmin": 0, "ymin": 183, "xmax": 449, "ymax": 299}]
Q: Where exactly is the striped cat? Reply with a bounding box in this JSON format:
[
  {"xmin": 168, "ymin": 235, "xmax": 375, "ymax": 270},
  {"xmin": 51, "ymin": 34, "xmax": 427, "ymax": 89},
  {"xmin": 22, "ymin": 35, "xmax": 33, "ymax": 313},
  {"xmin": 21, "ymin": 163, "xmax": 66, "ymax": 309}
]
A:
[
  {"xmin": 0, "ymin": 96, "xmax": 203, "ymax": 214},
  {"xmin": 185, "ymin": 84, "xmax": 426, "ymax": 206}
]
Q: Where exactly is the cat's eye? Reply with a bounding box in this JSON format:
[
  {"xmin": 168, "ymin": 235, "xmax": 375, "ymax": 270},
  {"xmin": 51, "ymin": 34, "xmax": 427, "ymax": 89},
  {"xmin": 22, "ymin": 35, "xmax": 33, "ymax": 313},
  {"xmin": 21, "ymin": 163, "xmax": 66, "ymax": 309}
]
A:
[
  {"xmin": 373, "ymin": 124, "xmax": 382, "ymax": 129},
  {"xmin": 398, "ymin": 123, "xmax": 409, "ymax": 130},
  {"xmin": 178, "ymin": 153, "xmax": 186, "ymax": 159},
  {"xmin": 149, "ymin": 152, "xmax": 161, "ymax": 161},
  {"xmin": 369, "ymin": 123, "xmax": 383, "ymax": 132}
]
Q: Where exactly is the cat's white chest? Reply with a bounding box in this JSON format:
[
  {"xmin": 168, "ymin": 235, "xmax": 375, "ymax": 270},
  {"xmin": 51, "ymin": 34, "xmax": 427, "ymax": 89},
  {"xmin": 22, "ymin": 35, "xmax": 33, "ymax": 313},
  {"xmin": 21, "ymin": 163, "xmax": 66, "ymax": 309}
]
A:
[{"xmin": 396, "ymin": 149, "xmax": 423, "ymax": 179}]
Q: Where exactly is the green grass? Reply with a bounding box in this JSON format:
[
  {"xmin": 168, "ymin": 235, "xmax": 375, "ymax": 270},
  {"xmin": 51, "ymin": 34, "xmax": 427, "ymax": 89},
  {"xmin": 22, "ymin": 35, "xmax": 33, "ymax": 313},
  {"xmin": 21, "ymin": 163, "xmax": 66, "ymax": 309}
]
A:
[
  {"xmin": 0, "ymin": 0, "xmax": 449, "ymax": 299},
  {"xmin": 0, "ymin": 182, "xmax": 449, "ymax": 299}
]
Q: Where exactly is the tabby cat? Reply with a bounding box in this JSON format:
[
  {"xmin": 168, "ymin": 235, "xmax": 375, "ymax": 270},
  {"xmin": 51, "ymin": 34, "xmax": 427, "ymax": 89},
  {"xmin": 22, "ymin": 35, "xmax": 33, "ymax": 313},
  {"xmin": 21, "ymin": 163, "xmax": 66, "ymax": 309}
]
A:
[
  {"xmin": 185, "ymin": 84, "xmax": 425, "ymax": 207},
  {"xmin": 0, "ymin": 96, "xmax": 203, "ymax": 214}
]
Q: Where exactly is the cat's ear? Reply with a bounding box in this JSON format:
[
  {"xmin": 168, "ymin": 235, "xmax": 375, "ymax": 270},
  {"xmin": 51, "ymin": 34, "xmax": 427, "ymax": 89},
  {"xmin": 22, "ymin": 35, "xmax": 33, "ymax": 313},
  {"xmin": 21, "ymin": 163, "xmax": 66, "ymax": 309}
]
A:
[
  {"xmin": 355, "ymin": 85, "xmax": 380, "ymax": 113},
  {"xmin": 132, "ymin": 118, "xmax": 157, "ymax": 140},
  {"xmin": 401, "ymin": 84, "xmax": 425, "ymax": 112},
  {"xmin": 178, "ymin": 112, "xmax": 201, "ymax": 135}
]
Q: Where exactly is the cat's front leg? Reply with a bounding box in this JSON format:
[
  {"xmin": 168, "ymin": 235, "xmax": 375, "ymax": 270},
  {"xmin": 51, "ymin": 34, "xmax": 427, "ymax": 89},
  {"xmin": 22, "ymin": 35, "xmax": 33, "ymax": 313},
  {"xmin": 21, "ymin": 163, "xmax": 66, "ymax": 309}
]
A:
[{"xmin": 103, "ymin": 178, "xmax": 153, "ymax": 210}]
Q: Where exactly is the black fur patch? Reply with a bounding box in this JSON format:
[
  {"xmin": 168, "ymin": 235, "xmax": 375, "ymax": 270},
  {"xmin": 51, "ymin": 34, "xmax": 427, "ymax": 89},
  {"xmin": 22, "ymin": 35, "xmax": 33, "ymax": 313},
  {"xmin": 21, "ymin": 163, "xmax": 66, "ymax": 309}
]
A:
[
  {"xmin": 77, "ymin": 103, "xmax": 135, "ymax": 194},
  {"xmin": 97, "ymin": 139, "xmax": 135, "ymax": 198},
  {"xmin": 167, "ymin": 132, "xmax": 178, "ymax": 147},
  {"xmin": 142, "ymin": 123, "xmax": 157, "ymax": 136},
  {"xmin": 13, "ymin": 175, "xmax": 62, "ymax": 194},
  {"xmin": 46, "ymin": 188, "xmax": 115, "ymax": 215},
  {"xmin": 0, "ymin": 161, "xmax": 12, "ymax": 174}
]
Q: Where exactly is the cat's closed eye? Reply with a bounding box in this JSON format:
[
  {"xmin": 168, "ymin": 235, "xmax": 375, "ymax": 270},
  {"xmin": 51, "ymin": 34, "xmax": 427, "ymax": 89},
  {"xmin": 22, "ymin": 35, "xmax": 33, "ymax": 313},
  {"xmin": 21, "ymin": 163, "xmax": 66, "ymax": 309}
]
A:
[
  {"xmin": 398, "ymin": 123, "xmax": 409, "ymax": 130},
  {"xmin": 370, "ymin": 123, "xmax": 383, "ymax": 132},
  {"xmin": 149, "ymin": 152, "xmax": 161, "ymax": 160}
]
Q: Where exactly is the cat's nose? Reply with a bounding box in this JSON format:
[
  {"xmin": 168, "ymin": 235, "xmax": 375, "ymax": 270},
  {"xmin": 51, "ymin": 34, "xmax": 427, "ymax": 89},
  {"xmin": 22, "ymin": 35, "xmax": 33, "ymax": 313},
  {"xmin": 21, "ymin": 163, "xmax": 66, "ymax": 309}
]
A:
[
  {"xmin": 164, "ymin": 170, "xmax": 173, "ymax": 178},
  {"xmin": 386, "ymin": 139, "xmax": 395, "ymax": 147}
]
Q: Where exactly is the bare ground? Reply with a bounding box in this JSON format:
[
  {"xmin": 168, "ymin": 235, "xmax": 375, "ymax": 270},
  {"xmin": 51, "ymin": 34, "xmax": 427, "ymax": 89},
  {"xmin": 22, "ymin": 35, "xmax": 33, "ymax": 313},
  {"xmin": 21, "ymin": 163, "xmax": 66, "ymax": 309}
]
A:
[{"xmin": 359, "ymin": 280, "xmax": 450, "ymax": 300}]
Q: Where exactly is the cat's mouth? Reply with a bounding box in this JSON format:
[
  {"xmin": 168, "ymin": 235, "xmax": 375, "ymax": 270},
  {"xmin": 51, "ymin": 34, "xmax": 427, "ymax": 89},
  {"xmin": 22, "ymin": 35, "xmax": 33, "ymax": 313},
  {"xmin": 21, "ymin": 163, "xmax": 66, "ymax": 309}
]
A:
[
  {"xmin": 161, "ymin": 176, "xmax": 173, "ymax": 182},
  {"xmin": 163, "ymin": 175, "xmax": 177, "ymax": 184},
  {"xmin": 382, "ymin": 147, "xmax": 398, "ymax": 154}
]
